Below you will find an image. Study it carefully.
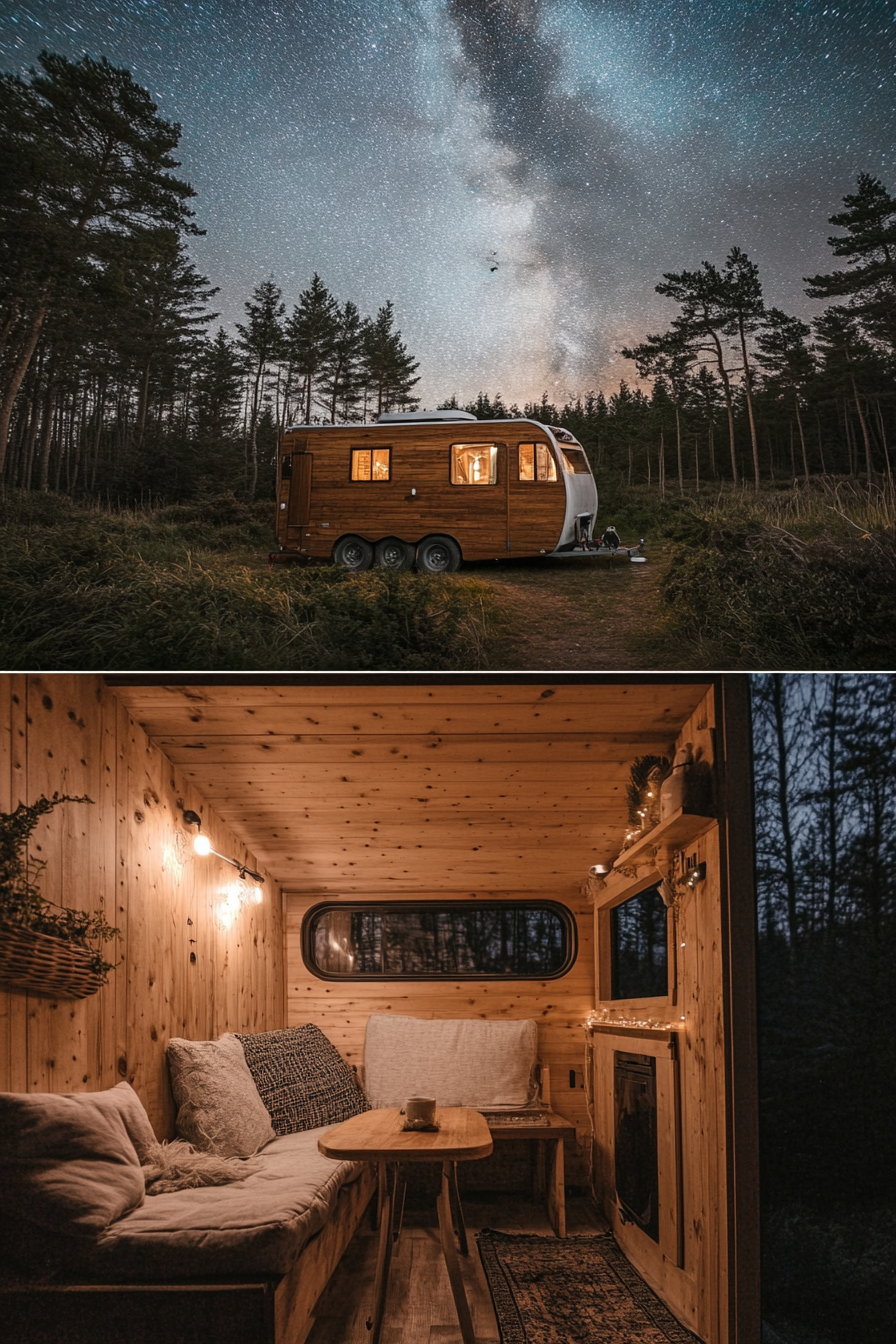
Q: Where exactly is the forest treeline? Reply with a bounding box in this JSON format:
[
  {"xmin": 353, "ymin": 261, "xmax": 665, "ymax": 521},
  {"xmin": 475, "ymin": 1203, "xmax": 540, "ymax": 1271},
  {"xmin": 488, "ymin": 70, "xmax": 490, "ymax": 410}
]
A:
[
  {"xmin": 2, "ymin": 51, "xmax": 896, "ymax": 504},
  {"xmin": 752, "ymin": 673, "xmax": 896, "ymax": 1340},
  {"xmin": 0, "ymin": 52, "xmax": 420, "ymax": 503}
]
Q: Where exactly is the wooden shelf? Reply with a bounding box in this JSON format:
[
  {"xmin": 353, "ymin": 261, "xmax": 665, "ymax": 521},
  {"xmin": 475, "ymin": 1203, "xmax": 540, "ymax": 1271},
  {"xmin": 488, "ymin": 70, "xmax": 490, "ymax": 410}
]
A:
[
  {"xmin": 613, "ymin": 807, "xmax": 715, "ymax": 868},
  {"xmin": 589, "ymin": 1023, "xmax": 682, "ymax": 1043}
]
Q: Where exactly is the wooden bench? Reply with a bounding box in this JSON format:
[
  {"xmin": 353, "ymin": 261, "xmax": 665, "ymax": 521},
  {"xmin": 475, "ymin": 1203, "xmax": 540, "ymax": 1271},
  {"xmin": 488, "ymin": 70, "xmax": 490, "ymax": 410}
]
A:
[{"xmin": 0, "ymin": 1156, "xmax": 376, "ymax": 1344}]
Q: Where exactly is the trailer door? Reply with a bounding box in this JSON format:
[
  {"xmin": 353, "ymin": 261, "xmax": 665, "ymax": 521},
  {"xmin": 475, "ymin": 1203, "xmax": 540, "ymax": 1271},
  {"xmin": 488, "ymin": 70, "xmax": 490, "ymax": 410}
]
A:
[{"xmin": 287, "ymin": 453, "xmax": 312, "ymax": 534}]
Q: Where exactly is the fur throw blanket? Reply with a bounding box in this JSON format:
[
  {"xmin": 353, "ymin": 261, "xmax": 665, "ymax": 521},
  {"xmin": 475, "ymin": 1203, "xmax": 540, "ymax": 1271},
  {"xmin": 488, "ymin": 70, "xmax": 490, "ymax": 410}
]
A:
[{"xmin": 142, "ymin": 1139, "xmax": 264, "ymax": 1195}]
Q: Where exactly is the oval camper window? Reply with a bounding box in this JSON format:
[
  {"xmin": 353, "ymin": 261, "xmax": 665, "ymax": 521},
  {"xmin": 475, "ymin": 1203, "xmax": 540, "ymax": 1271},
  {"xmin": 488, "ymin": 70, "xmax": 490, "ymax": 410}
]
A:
[{"xmin": 302, "ymin": 900, "xmax": 577, "ymax": 980}]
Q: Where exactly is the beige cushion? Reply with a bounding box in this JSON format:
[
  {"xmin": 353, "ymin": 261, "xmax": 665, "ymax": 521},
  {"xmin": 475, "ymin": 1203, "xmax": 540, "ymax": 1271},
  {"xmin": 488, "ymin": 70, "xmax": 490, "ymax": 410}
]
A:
[
  {"xmin": 167, "ymin": 1033, "xmax": 276, "ymax": 1157},
  {"xmin": 0, "ymin": 1086, "xmax": 146, "ymax": 1236},
  {"xmin": 0, "ymin": 1125, "xmax": 365, "ymax": 1281},
  {"xmin": 91, "ymin": 1127, "xmax": 364, "ymax": 1279},
  {"xmin": 110, "ymin": 1080, "xmax": 158, "ymax": 1161},
  {"xmin": 363, "ymin": 1015, "xmax": 539, "ymax": 1109}
]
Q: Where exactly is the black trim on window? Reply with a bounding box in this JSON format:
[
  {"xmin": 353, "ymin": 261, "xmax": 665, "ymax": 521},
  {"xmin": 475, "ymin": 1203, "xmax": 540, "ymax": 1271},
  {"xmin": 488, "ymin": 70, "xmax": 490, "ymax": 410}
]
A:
[
  {"xmin": 301, "ymin": 899, "xmax": 577, "ymax": 981},
  {"xmin": 349, "ymin": 446, "xmax": 392, "ymax": 482}
]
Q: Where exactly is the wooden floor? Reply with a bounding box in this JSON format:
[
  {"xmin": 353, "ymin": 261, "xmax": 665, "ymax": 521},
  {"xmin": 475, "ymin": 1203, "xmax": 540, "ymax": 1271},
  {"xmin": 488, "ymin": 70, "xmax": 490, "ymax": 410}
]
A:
[{"xmin": 306, "ymin": 1189, "xmax": 606, "ymax": 1344}]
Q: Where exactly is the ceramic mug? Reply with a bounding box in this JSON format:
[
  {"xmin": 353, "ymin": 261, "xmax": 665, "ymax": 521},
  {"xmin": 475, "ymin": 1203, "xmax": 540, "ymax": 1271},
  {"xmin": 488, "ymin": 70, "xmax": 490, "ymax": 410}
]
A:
[{"xmin": 404, "ymin": 1096, "xmax": 436, "ymax": 1127}]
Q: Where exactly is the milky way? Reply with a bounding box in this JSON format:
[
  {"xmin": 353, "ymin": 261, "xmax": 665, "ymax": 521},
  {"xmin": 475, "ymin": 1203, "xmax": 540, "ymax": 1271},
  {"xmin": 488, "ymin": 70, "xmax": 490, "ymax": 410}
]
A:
[{"xmin": 2, "ymin": 1, "xmax": 894, "ymax": 405}]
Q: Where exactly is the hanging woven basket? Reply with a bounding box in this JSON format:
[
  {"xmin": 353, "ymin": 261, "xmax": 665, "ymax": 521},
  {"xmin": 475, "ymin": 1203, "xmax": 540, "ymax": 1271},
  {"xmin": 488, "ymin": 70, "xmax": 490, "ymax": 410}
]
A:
[{"xmin": 0, "ymin": 921, "xmax": 108, "ymax": 999}]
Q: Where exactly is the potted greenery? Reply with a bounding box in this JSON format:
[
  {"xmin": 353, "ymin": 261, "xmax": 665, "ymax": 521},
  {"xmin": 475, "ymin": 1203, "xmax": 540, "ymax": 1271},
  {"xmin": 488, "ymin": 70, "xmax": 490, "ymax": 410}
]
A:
[{"xmin": 0, "ymin": 793, "xmax": 119, "ymax": 998}]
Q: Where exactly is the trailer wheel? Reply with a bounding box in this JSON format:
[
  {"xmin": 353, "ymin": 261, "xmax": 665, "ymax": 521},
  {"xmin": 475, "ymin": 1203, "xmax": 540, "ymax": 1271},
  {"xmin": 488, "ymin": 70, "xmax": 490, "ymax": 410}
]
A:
[
  {"xmin": 374, "ymin": 537, "xmax": 413, "ymax": 571},
  {"xmin": 332, "ymin": 535, "xmax": 373, "ymax": 571},
  {"xmin": 416, "ymin": 535, "xmax": 461, "ymax": 574}
]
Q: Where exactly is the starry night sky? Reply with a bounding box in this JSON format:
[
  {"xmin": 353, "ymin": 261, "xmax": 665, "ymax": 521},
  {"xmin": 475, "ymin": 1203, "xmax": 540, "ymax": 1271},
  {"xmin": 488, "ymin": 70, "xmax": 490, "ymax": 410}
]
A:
[{"xmin": 2, "ymin": 1, "xmax": 895, "ymax": 406}]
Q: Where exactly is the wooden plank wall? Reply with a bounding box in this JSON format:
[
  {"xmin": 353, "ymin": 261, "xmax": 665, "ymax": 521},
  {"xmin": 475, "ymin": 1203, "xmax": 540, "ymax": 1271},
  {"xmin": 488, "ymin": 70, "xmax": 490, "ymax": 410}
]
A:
[
  {"xmin": 284, "ymin": 887, "xmax": 594, "ymax": 1177},
  {"xmin": 589, "ymin": 686, "xmax": 729, "ymax": 1343},
  {"xmin": 0, "ymin": 674, "xmax": 284, "ymax": 1138}
]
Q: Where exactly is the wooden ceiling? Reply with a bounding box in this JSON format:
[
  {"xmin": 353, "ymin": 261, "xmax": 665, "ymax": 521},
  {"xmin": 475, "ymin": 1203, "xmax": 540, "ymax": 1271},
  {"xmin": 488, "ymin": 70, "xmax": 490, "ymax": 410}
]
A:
[{"xmin": 109, "ymin": 679, "xmax": 712, "ymax": 894}]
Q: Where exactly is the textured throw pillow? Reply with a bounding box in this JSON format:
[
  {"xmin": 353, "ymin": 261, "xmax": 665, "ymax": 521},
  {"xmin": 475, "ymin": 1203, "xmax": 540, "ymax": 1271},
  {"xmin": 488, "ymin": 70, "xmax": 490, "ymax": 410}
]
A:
[
  {"xmin": 167, "ymin": 1033, "xmax": 276, "ymax": 1158},
  {"xmin": 0, "ymin": 1088, "xmax": 145, "ymax": 1235},
  {"xmin": 235, "ymin": 1024, "xmax": 370, "ymax": 1136},
  {"xmin": 142, "ymin": 1139, "xmax": 263, "ymax": 1195}
]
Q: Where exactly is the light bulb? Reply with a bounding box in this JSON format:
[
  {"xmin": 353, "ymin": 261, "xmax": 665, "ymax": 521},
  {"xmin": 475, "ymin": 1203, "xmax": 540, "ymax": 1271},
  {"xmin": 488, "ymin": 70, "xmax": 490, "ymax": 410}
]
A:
[{"xmin": 193, "ymin": 834, "xmax": 211, "ymax": 856}]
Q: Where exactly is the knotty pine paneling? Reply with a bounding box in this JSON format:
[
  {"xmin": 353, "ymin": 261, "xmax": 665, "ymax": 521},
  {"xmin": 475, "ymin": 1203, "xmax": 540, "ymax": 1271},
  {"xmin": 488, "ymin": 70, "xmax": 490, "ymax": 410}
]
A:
[
  {"xmin": 0, "ymin": 675, "xmax": 284, "ymax": 1138},
  {"xmin": 285, "ymin": 887, "xmax": 594, "ymax": 1180},
  {"xmin": 589, "ymin": 686, "xmax": 731, "ymax": 1343}
]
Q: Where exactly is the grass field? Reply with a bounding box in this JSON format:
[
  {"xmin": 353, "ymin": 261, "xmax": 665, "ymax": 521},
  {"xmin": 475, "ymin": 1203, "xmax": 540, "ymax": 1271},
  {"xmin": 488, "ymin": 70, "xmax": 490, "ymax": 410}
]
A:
[{"xmin": 2, "ymin": 479, "xmax": 894, "ymax": 671}]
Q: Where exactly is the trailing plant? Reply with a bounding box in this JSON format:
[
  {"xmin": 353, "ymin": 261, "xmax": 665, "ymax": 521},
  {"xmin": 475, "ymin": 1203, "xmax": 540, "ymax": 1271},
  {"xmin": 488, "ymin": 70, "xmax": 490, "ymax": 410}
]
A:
[{"xmin": 0, "ymin": 793, "xmax": 119, "ymax": 976}]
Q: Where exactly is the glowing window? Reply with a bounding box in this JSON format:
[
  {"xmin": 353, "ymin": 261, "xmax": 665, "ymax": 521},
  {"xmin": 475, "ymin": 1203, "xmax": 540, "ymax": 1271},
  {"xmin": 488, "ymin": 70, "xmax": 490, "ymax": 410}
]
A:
[
  {"xmin": 451, "ymin": 443, "xmax": 498, "ymax": 485},
  {"xmin": 302, "ymin": 901, "xmax": 577, "ymax": 980},
  {"xmin": 351, "ymin": 447, "xmax": 391, "ymax": 481},
  {"xmin": 518, "ymin": 442, "xmax": 558, "ymax": 482}
]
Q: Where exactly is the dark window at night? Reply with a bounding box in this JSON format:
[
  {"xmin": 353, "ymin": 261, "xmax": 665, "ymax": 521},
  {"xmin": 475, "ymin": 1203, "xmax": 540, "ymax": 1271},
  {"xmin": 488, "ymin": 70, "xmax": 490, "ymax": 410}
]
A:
[
  {"xmin": 609, "ymin": 884, "xmax": 669, "ymax": 1000},
  {"xmin": 302, "ymin": 901, "xmax": 576, "ymax": 980}
]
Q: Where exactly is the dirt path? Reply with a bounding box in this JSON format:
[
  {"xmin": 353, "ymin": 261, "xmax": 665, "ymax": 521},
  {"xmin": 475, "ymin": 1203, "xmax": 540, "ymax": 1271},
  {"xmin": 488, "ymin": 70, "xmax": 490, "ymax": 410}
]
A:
[{"xmin": 464, "ymin": 544, "xmax": 688, "ymax": 670}]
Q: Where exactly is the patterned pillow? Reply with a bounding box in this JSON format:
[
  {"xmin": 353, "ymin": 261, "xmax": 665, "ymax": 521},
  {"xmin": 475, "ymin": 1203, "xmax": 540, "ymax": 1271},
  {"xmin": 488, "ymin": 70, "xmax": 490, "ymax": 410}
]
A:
[{"xmin": 234, "ymin": 1025, "xmax": 370, "ymax": 1135}]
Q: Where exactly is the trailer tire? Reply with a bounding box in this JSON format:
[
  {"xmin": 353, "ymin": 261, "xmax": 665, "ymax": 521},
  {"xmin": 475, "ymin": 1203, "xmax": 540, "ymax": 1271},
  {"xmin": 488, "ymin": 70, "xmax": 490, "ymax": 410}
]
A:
[
  {"xmin": 374, "ymin": 537, "xmax": 414, "ymax": 571},
  {"xmin": 332, "ymin": 535, "xmax": 374, "ymax": 571},
  {"xmin": 416, "ymin": 535, "xmax": 461, "ymax": 574}
]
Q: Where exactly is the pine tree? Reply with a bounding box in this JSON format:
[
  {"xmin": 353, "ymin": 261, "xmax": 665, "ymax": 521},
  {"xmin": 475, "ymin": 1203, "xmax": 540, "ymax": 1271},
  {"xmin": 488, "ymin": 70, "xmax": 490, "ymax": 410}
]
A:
[
  {"xmin": 316, "ymin": 299, "xmax": 364, "ymax": 423},
  {"xmin": 362, "ymin": 301, "xmax": 420, "ymax": 417},
  {"xmin": 655, "ymin": 261, "xmax": 741, "ymax": 483},
  {"xmin": 721, "ymin": 247, "xmax": 765, "ymax": 490},
  {"xmin": 0, "ymin": 51, "xmax": 198, "ymax": 474},
  {"xmin": 755, "ymin": 309, "xmax": 815, "ymax": 479},
  {"xmin": 804, "ymin": 174, "xmax": 896, "ymax": 350},
  {"xmin": 813, "ymin": 307, "xmax": 879, "ymax": 480},
  {"xmin": 235, "ymin": 278, "xmax": 285, "ymax": 501},
  {"xmin": 193, "ymin": 327, "xmax": 243, "ymax": 451},
  {"xmin": 621, "ymin": 330, "xmax": 693, "ymax": 492},
  {"xmin": 284, "ymin": 274, "xmax": 339, "ymax": 423}
]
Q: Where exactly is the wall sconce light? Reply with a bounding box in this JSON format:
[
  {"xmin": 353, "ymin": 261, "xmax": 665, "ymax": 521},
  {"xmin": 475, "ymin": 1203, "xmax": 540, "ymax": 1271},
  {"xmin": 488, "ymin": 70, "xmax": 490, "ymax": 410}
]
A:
[
  {"xmin": 182, "ymin": 809, "xmax": 265, "ymax": 889},
  {"xmin": 588, "ymin": 864, "xmax": 611, "ymax": 877},
  {"xmin": 683, "ymin": 861, "xmax": 706, "ymax": 890}
]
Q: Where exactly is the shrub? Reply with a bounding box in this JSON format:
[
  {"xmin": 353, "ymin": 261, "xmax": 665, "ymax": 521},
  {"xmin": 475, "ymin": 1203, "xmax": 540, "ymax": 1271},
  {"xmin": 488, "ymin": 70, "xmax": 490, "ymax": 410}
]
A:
[{"xmin": 661, "ymin": 512, "xmax": 896, "ymax": 668}]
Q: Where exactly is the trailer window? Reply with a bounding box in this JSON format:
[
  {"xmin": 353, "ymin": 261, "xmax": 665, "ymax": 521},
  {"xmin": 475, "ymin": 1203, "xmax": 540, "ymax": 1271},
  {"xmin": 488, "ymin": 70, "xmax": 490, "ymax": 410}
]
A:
[
  {"xmin": 518, "ymin": 442, "xmax": 558, "ymax": 482},
  {"xmin": 302, "ymin": 900, "xmax": 577, "ymax": 980},
  {"xmin": 351, "ymin": 447, "xmax": 391, "ymax": 481},
  {"xmin": 451, "ymin": 443, "xmax": 498, "ymax": 485},
  {"xmin": 556, "ymin": 445, "xmax": 592, "ymax": 474},
  {"xmin": 609, "ymin": 884, "xmax": 670, "ymax": 1000}
]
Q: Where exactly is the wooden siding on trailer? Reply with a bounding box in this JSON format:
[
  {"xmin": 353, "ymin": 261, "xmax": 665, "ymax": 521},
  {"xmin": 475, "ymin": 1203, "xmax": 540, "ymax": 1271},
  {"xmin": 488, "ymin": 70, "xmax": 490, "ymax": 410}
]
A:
[
  {"xmin": 0, "ymin": 675, "xmax": 285, "ymax": 1138},
  {"xmin": 278, "ymin": 423, "xmax": 567, "ymax": 560}
]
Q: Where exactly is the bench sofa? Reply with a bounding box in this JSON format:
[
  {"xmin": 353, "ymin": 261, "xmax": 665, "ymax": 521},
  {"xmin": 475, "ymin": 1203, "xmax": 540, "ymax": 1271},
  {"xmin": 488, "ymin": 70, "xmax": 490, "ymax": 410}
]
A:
[{"xmin": 0, "ymin": 1027, "xmax": 376, "ymax": 1344}]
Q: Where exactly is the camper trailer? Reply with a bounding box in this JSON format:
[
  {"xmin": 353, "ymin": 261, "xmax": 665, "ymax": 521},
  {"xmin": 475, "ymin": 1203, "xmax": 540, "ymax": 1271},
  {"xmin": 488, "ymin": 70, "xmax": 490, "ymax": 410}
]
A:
[
  {"xmin": 0, "ymin": 675, "xmax": 759, "ymax": 1344},
  {"xmin": 275, "ymin": 411, "xmax": 604, "ymax": 570}
]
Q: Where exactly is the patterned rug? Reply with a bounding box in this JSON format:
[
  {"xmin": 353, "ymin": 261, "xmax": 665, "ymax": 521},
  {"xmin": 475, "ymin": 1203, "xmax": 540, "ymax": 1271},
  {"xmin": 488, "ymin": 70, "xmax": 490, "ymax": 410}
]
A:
[{"xmin": 477, "ymin": 1230, "xmax": 700, "ymax": 1344}]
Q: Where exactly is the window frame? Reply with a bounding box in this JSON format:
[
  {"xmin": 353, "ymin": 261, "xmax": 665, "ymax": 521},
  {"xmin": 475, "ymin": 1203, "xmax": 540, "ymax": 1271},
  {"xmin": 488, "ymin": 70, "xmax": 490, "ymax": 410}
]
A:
[
  {"xmin": 595, "ymin": 869, "xmax": 677, "ymax": 1010},
  {"xmin": 517, "ymin": 441, "xmax": 560, "ymax": 483},
  {"xmin": 350, "ymin": 445, "xmax": 392, "ymax": 482},
  {"xmin": 449, "ymin": 442, "xmax": 500, "ymax": 486},
  {"xmin": 301, "ymin": 899, "xmax": 578, "ymax": 981}
]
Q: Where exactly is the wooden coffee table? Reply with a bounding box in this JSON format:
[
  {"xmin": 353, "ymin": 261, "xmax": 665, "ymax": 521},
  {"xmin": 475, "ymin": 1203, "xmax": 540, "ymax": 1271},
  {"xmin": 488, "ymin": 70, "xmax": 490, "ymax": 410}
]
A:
[{"xmin": 319, "ymin": 1107, "xmax": 493, "ymax": 1344}]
